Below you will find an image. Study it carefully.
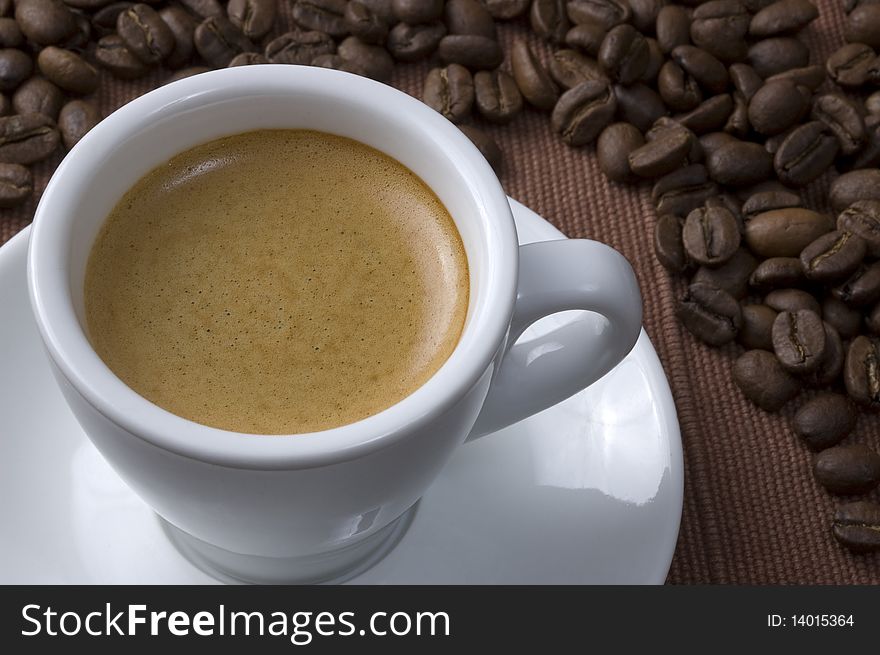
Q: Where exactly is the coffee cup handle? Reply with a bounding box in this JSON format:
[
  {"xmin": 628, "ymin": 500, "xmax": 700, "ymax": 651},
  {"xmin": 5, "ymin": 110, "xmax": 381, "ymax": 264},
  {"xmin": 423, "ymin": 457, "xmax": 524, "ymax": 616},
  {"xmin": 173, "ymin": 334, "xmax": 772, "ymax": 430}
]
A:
[{"xmin": 468, "ymin": 239, "xmax": 643, "ymax": 440}]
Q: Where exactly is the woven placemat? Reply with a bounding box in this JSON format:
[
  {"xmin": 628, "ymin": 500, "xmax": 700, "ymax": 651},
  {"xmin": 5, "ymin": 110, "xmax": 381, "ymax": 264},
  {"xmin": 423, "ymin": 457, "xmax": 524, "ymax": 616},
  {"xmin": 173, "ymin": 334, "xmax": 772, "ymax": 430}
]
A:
[{"xmin": 2, "ymin": 1, "xmax": 879, "ymax": 583}]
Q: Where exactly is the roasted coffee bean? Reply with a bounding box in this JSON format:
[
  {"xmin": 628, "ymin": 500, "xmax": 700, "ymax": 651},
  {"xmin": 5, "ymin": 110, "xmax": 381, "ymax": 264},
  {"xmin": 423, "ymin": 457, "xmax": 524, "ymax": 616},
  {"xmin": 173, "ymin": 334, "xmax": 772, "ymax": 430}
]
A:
[
  {"xmin": 0, "ymin": 50, "xmax": 32, "ymax": 93},
  {"xmin": 845, "ymin": 335, "xmax": 880, "ymax": 407},
  {"xmin": 677, "ymin": 282, "xmax": 743, "ymax": 345},
  {"xmin": 567, "ymin": 0, "xmax": 631, "ymax": 30},
  {"xmin": 748, "ymin": 80, "xmax": 809, "ymax": 136},
  {"xmin": 765, "ymin": 288, "xmax": 821, "ymax": 314},
  {"xmin": 656, "ymin": 5, "xmax": 690, "ymax": 55},
  {"xmin": 710, "ymin": 130, "xmax": 746, "ymax": 157},
  {"xmin": 458, "ymin": 124, "xmax": 501, "ymax": 172},
  {"xmin": 386, "ymin": 21, "xmax": 445, "ymax": 61},
  {"xmin": 743, "ymin": 189, "xmax": 802, "ymax": 221},
  {"xmin": 733, "ymin": 349, "xmax": 801, "ymax": 411},
  {"xmin": 641, "ymin": 36, "xmax": 663, "ymax": 83},
  {"xmin": 61, "ymin": 13, "xmax": 94, "ymax": 51},
  {"xmin": 0, "ymin": 161, "xmax": 31, "ymax": 207},
  {"xmin": 228, "ymin": 52, "xmax": 268, "ymax": 66},
  {"xmin": 772, "ymin": 309, "xmax": 826, "ymax": 375},
  {"xmin": 511, "ymin": 40, "xmax": 559, "ymax": 111},
  {"xmin": 59, "ymin": 10, "xmax": 88, "ymax": 49},
  {"xmin": 814, "ymin": 445, "xmax": 880, "ymax": 495},
  {"xmin": 700, "ymin": 131, "xmax": 737, "ymax": 158},
  {"xmin": 483, "ymin": 0, "xmax": 530, "ymax": 20},
  {"xmin": 598, "ymin": 24, "xmax": 648, "ymax": 85},
  {"xmin": 0, "ymin": 18, "xmax": 22, "ymax": 49},
  {"xmin": 838, "ymin": 200, "xmax": 880, "ymax": 257},
  {"xmin": 94, "ymin": 34, "xmax": 150, "ymax": 79},
  {"xmin": 343, "ymin": 1, "xmax": 388, "ymax": 44},
  {"xmin": 11, "ymin": 77, "xmax": 63, "ymax": 121},
  {"xmin": 676, "ymin": 94, "xmax": 734, "ymax": 135},
  {"xmin": 392, "ymin": 0, "xmax": 442, "ymax": 24},
  {"xmin": 117, "ymin": 4, "xmax": 175, "ymax": 64},
  {"xmin": 195, "ymin": 16, "xmax": 253, "ymax": 67},
  {"xmin": 750, "ymin": 0, "xmax": 818, "ymax": 38},
  {"xmin": 690, "ymin": 0, "xmax": 750, "ymax": 63},
  {"xmin": 833, "ymin": 261, "xmax": 880, "ymax": 307},
  {"xmin": 57, "ymin": 98, "xmax": 99, "ymax": 149},
  {"xmin": 748, "ymin": 37, "xmax": 809, "ymax": 78},
  {"xmin": 437, "ymin": 34, "xmax": 502, "ymax": 69},
  {"xmin": 359, "ymin": 0, "xmax": 395, "ymax": 23},
  {"xmin": 628, "ymin": 0, "xmax": 663, "ymax": 33},
  {"xmin": 613, "ymin": 83, "xmax": 666, "ymax": 133},
  {"xmin": 164, "ymin": 65, "xmax": 211, "ymax": 84},
  {"xmin": 548, "ymin": 49, "xmax": 608, "ymax": 90},
  {"xmin": 551, "ymin": 79, "xmax": 616, "ymax": 146},
  {"xmin": 845, "ymin": 4, "xmax": 880, "ymax": 48},
  {"xmin": 682, "ymin": 204, "xmax": 741, "ymax": 267},
  {"xmin": 867, "ymin": 301, "xmax": 880, "ymax": 335},
  {"xmin": 800, "ymin": 231, "xmax": 866, "ymax": 283},
  {"xmin": 774, "ymin": 122, "xmax": 839, "ymax": 188},
  {"xmin": 724, "ymin": 92, "xmax": 749, "ymax": 137},
  {"xmin": 179, "ymin": 0, "xmax": 225, "ymax": 19},
  {"xmin": 706, "ymin": 137, "xmax": 772, "ymax": 187},
  {"xmin": 826, "ymin": 42, "xmax": 878, "ymax": 88},
  {"xmin": 812, "ymin": 94, "xmax": 867, "ymax": 157},
  {"xmin": 337, "ymin": 36, "xmax": 392, "ymax": 80},
  {"xmin": 649, "ymin": 116, "xmax": 705, "ymax": 163},
  {"xmin": 841, "ymin": 114, "xmax": 880, "ymax": 171},
  {"xmin": 738, "ymin": 304, "xmax": 777, "ymax": 350},
  {"xmin": 738, "ymin": 179, "xmax": 793, "ymax": 201},
  {"xmin": 629, "ymin": 125, "xmax": 692, "ymax": 178},
  {"xmin": 766, "ymin": 64, "xmax": 826, "ymax": 91},
  {"xmin": 794, "ymin": 393, "xmax": 856, "ymax": 451},
  {"xmin": 445, "ymin": 0, "xmax": 495, "ymax": 38},
  {"xmin": 653, "ymin": 213, "xmax": 689, "ymax": 273},
  {"xmin": 746, "ymin": 208, "xmax": 834, "ymax": 257},
  {"xmin": 424, "ymin": 64, "xmax": 474, "ymax": 123},
  {"xmin": 749, "ymin": 257, "xmax": 806, "ymax": 290},
  {"xmin": 564, "ymin": 21, "xmax": 606, "ymax": 55},
  {"xmin": 159, "ymin": 6, "xmax": 197, "ymax": 70},
  {"xmin": 310, "ymin": 53, "xmax": 354, "ymax": 71},
  {"xmin": 15, "ymin": 0, "xmax": 76, "ymax": 46},
  {"xmin": 474, "ymin": 69, "xmax": 522, "ymax": 123},
  {"xmin": 672, "ymin": 45, "xmax": 729, "ymax": 95},
  {"xmin": 292, "ymin": 0, "xmax": 348, "ymax": 37},
  {"xmin": 0, "ymin": 113, "xmax": 59, "ymax": 164},
  {"xmin": 91, "ymin": 3, "xmax": 133, "ymax": 37},
  {"xmin": 729, "ymin": 63, "xmax": 763, "ymax": 101},
  {"xmin": 823, "ymin": 295, "xmax": 862, "ymax": 339},
  {"xmin": 833, "ymin": 502, "xmax": 880, "ymax": 553},
  {"xmin": 652, "ymin": 164, "xmax": 719, "ymax": 217},
  {"xmin": 36, "ymin": 47, "xmax": 97, "ymax": 95},
  {"xmin": 830, "ymin": 170, "xmax": 880, "ymax": 214},
  {"xmin": 531, "ymin": 0, "xmax": 569, "ymax": 44},
  {"xmin": 692, "ymin": 247, "xmax": 758, "ymax": 298},
  {"xmin": 867, "ymin": 90, "xmax": 880, "ymax": 115},
  {"xmin": 805, "ymin": 322, "xmax": 845, "ymax": 386},
  {"xmin": 228, "ymin": 0, "xmax": 278, "ymax": 40},
  {"xmin": 265, "ymin": 29, "xmax": 335, "ymax": 65},
  {"xmin": 658, "ymin": 61, "xmax": 703, "ymax": 113}
]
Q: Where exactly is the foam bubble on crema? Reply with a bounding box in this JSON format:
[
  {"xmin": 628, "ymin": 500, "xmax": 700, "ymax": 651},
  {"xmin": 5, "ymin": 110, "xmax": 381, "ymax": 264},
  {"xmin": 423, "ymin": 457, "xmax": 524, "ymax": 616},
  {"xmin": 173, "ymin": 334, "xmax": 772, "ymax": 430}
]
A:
[{"xmin": 84, "ymin": 129, "xmax": 469, "ymax": 435}]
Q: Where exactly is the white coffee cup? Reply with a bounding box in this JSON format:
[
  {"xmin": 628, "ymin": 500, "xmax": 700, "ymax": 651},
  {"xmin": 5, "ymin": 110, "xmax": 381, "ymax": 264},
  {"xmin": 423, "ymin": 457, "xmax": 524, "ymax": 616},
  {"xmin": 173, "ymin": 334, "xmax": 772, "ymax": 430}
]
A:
[{"xmin": 27, "ymin": 66, "xmax": 642, "ymax": 584}]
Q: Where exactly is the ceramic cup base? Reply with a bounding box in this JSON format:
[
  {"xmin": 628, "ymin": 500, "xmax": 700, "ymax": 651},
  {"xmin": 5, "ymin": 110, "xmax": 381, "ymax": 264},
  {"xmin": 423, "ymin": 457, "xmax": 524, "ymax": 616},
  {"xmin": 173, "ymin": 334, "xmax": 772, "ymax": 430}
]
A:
[{"xmin": 161, "ymin": 504, "xmax": 418, "ymax": 585}]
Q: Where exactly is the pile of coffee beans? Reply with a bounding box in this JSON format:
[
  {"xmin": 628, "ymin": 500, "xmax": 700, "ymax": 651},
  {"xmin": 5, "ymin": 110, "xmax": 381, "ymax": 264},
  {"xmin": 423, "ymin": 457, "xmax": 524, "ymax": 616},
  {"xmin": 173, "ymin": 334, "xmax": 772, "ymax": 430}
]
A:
[{"xmin": 2, "ymin": 0, "xmax": 879, "ymax": 553}]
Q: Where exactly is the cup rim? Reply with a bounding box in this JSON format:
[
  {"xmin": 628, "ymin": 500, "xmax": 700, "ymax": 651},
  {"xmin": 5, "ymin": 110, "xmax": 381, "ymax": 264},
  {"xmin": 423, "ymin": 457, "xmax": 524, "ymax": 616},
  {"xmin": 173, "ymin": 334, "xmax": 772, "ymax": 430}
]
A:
[{"xmin": 27, "ymin": 66, "xmax": 518, "ymax": 470}]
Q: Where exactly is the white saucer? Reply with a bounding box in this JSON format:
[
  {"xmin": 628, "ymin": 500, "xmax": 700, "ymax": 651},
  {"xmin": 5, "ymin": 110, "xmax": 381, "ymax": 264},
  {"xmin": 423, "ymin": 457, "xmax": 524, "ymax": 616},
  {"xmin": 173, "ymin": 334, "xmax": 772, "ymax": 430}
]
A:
[{"xmin": 0, "ymin": 199, "xmax": 683, "ymax": 584}]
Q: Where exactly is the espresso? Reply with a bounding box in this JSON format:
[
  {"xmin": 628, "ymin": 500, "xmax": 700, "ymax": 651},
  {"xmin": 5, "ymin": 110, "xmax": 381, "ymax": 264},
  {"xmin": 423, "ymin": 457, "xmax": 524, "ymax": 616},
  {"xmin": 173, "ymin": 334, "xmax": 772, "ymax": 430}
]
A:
[{"xmin": 84, "ymin": 129, "xmax": 468, "ymax": 434}]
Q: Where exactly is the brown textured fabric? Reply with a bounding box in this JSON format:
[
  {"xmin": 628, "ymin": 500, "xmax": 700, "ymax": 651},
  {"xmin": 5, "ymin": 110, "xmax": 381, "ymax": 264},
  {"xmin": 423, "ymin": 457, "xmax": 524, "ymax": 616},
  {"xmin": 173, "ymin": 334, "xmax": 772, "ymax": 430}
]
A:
[{"xmin": 2, "ymin": 1, "xmax": 879, "ymax": 583}]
